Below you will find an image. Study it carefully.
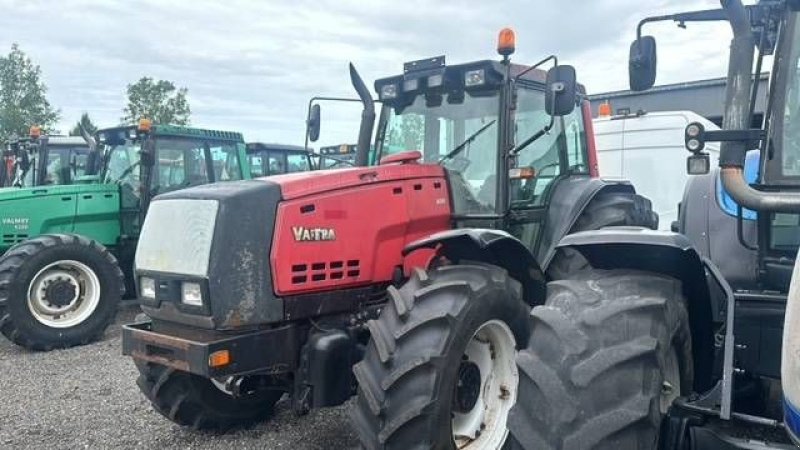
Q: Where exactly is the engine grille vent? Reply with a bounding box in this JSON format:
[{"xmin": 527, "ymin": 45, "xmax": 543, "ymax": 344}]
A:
[{"xmin": 291, "ymin": 260, "xmax": 361, "ymax": 284}]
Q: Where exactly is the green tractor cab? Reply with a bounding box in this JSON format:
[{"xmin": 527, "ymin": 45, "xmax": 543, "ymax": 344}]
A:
[{"xmin": 0, "ymin": 121, "xmax": 250, "ymax": 351}]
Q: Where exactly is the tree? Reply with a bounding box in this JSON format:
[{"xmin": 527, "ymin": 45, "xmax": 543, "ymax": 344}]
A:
[
  {"xmin": 0, "ymin": 44, "xmax": 60, "ymax": 140},
  {"xmin": 69, "ymin": 112, "xmax": 98, "ymax": 136},
  {"xmin": 121, "ymin": 77, "xmax": 190, "ymax": 126}
]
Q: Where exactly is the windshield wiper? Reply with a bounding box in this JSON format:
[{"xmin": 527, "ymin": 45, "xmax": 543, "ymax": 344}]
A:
[{"xmin": 438, "ymin": 119, "xmax": 496, "ymax": 164}]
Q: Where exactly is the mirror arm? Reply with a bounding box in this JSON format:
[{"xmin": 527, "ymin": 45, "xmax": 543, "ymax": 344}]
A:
[
  {"xmin": 515, "ymin": 55, "xmax": 558, "ymax": 81},
  {"xmin": 637, "ymin": 8, "xmax": 730, "ymax": 40}
]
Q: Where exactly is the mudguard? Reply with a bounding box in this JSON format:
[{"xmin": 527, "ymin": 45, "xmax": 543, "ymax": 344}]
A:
[
  {"xmin": 403, "ymin": 228, "xmax": 546, "ymax": 305},
  {"xmin": 536, "ymin": 175, "xmax": 636, "ymax": 269},
  {"xmin": 557, "ymin": 227, "xmax": 719, "ymax": 391}
]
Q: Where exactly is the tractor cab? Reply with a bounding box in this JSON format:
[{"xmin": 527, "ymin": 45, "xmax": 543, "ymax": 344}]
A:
[
  {"xmin": 2, "ymin": 127, "xmax": 91, "ymax": 188},
  {"xmin": 246, "ymin": 142, "xmax": 313, "ymax": 177},
  {"xmin": 371, "ymin": 56, "xmax": 593, "ymax": 217},
  {"xmin": 95, "ymin": 120, "xmax": 247, "ymax": 233},
  {"xmin": 308, "ymin": 31, "xmax": 600, "ymax": 262}
]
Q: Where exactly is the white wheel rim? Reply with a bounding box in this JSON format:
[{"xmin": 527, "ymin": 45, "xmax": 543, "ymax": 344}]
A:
[
  {"xmin": 27, "ymin": 259, "xmax": 101, "ymax": 328},
  {"xmin": 452, "ymin": 319, "xmax": 518, "ymax": 449}
]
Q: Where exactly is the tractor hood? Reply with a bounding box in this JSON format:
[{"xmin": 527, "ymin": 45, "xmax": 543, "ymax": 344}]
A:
[
  {"xmin": 0, "ymin": 183, "xmax": 121, "ymax": 252},
  {"xmin": 259, "ymin": 163, "xmax": 446, "ymax": 200},
  {"xmin": 134, "ymin": 161, "xmax": 451, "ymax": 330},
  {"xmin": 0, "ymin": 183, "xmax": 117, "ymax": 201}
]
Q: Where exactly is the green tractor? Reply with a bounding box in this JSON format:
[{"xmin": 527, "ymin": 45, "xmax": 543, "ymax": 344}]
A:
[
  {"xmin": 1, "ymin": 127, "xmax": 92, "ymax": 188},
  {"xmin": 0, "ymin": 120, "xmax": 250, "ymax": 350}
]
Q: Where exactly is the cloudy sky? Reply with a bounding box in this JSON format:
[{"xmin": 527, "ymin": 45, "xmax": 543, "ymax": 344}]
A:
[{"xmin": 0, "ymin": 0, "xmax": 738, "ymax": 147}]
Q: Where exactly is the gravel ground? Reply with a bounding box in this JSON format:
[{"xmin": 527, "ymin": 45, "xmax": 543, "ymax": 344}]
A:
[{"xmin": 0, "ymin": 307, "xmax": 358, "ymax": 450}]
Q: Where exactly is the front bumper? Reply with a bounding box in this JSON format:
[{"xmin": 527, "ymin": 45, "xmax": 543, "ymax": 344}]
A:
[{"xmin": 122, "ymin": 321, "xmax": 300, "ymax": 378}]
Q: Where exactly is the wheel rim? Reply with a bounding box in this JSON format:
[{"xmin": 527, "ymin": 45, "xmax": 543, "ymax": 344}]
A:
[
  {"xmin": 661, "ymin": 348, "xmax": 681, "ymax": 413},
  {"xmin": 452, "ymin": 319, "xmax": 518, "ymax": 449},
  {"xmin": 27, "ymin": 259, "xmax": 101, "ymax": 328}
]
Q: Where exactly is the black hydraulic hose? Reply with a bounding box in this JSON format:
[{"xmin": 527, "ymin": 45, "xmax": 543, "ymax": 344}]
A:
[
  {"xmin": 718, "ymin": 0, "xmax": 800, "ymax": 212},
  {"xmin": 349, "ymin": 63, "xmax": 374, "ymax": 167}
]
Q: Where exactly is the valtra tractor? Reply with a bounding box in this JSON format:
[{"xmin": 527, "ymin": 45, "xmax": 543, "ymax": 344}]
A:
[
  {"xmin": 122, "ymin": 30, "xmax": 657, "ymax": 449},
  {"xmin": 0, "ymin": 122, "xmax": 250, "ymax": 350},
  {"xmin": 506, "ymin": 1, "xmax": 800, "ymax": 449}
]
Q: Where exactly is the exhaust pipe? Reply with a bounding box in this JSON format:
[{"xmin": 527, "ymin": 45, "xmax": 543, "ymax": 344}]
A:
[
  {"xmin": 718, "ymin": 0, "xmax": 800, "ymax": 212},
  {"xmin": 349, "ymin": 63, "xmax": 375, "ymax": 167}
]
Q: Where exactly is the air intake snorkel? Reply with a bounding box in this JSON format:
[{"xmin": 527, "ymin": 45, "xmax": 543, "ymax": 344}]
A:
[
  {"xmin": 718, "ymin": 0, "xmax": 800, "ymax": 212},
  {"xmin": 349, "ymin": 63, "xmax": 375, "ymax": 167}
]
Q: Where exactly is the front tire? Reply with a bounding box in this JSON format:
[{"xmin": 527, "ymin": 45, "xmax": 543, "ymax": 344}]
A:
[
  {"xmin": 351, "ymin": 264, "xmax": 531, "ymax": 450},
  {"xmin": 135, "ymin": 361, "xmax": 283, "ymax": 430},
  {"xmin": 507, "ymin": 270, "xmax": 692, "ymax": 450},
  {"xmin": 0, "ymin": 234, "xmax": 124, "ymax": 350}
]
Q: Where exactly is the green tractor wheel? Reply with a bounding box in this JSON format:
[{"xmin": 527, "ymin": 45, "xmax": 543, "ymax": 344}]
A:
[{"xmin": 0, "ymin": 234, "xmax": 123, "ymax": 350}]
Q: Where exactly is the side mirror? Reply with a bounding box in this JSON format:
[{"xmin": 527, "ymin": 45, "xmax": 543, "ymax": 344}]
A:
[
  {"xmin": 545, "ymin": 65, "xmax": 577, "ymax": 117},
  {"xmin": 629, "ymin": 36, "xmax": 657, "ymax": 91},
  {"xmin": 307, "ymin": 104, "xmax": 321, "ymax": 142}
]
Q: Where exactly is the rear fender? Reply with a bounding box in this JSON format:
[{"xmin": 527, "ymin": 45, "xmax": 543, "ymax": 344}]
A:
[
  {"xmin": 537, "ymin": 176, "xmax": 636, "ymax": 268},
  {"xmin": 557, "ymin": 228, "xmax": 722, "ymax": 392},
  {"xmin": 403, "ymin": 228, "xmax": 546, "ymax": 305}
]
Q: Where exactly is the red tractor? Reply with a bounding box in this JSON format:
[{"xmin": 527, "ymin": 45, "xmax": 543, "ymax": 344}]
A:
[{"xmin": 122, "ymin": 30, "xmax": 655, "ymax": 449}]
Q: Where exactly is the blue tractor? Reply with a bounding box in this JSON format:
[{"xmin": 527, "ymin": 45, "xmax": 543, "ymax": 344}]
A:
[{"xmin": 506, "ymin": 1, "xmax": 800, "ymax": 448}]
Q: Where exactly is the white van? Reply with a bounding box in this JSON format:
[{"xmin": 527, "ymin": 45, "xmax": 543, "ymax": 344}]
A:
[{"xmin": 593, "ymin": 110, "xmax": 720, "ymax": 229}]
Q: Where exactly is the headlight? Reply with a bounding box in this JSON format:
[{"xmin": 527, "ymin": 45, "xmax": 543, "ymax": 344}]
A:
[
  {"xmin": 465, "ymin": 69, "xmax": 485, "ymax": 87},
  {"xmin": 181, "ymin": 282, "xmax": 203, "ymax": 306},
  {"xmin": 140, "ymin": 277, "xmax": 155, "ymax": 299},
  {"xmin": 380, "ymin": 84, "xmax": 398, "ymax": 100}
]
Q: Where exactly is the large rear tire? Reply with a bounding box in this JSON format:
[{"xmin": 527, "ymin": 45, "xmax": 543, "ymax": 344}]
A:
[
  {"xmin": 548, "ymin": 192, "xmax": 657, "ymax": 279},
  {"xmin": 135, "ymin": 361, "xmax": 283, "ymax": 430},
  {"xmin": 0, "ymin": 234, "xmax": 124, "ymax": 350},
  {"xmin": 507, "ymin": 269, "xmax": 692, "ymax": 450},
  {"xmin": 351, "ymin": 264, "xmax": 531, "ymax": 450}
]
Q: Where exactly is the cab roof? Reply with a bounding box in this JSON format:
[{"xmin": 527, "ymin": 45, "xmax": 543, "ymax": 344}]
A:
[
  {"xmin": 246, "ymin": 143, "xmax": 308, "ymax": 154},
  {"xmin": 97, "ymin": 124, "xmax": 244, "ymax": 142}
]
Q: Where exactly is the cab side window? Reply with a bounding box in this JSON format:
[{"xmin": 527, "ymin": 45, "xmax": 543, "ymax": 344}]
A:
[{"xmin": 268, "ymin": 152, "xmax": 287, "ymax": 175}]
